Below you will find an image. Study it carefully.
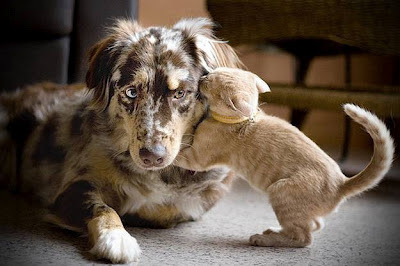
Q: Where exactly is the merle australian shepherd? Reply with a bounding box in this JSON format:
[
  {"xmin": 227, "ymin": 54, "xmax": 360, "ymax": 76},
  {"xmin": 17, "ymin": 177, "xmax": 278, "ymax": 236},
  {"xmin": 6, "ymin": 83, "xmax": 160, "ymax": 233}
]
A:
[{"xmin": 0, "ymin": 18, "xmax": 243, "ymax": 263}]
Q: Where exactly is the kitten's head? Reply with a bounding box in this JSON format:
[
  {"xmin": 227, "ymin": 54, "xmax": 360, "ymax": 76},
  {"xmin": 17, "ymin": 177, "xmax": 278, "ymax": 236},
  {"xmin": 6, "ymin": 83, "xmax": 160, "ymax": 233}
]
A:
[{"xmin": 199, "ymin": 67, "xmax": 270, "ymax": 118}]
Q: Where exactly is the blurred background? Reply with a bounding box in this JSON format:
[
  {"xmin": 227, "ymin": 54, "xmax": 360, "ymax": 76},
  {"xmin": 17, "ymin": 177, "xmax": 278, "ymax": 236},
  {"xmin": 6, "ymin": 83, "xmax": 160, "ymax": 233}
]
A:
[
  {"xmin": 1, "ymin": 0, "xmax": 399, "ymax": 178},
  {"xmin": 140, "ymin": 0, "xmax": 400, "ymax": 179}
]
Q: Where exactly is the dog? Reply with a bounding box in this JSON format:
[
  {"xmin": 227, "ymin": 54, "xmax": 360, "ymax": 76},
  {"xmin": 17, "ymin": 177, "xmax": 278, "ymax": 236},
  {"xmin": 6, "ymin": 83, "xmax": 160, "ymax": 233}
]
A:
[
  {"xmin": 0, "ymin": 19, "xmax": 243, "ymax": 263},
  {"xmin": 174, "ymin": 67, "xmax": 394, "ymax": 247}
]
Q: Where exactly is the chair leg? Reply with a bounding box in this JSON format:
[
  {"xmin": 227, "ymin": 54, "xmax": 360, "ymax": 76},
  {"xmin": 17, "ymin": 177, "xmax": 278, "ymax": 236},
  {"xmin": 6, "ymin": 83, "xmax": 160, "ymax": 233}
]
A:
[
  {"xmin": 385, "ymin": 117, "xmax": 399, "ymax": 155},
  {"xmin": 340, "ymin": 115, "xmax": 351, "ymax": 162},
  {"xmin": 340, "ymin": 52, "xmax": 352, "ymax": 163},
  {"xmin": 290, "ymin": 109, "xmax": 309, "ymax": 128},
  {"xmin": 289, "ymin": 55, "xmax": 312, "ymax": 129}
]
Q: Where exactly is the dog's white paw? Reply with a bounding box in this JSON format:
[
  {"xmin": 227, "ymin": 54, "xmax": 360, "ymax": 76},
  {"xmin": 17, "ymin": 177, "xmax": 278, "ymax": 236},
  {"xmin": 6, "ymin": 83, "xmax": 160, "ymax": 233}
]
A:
[{"xmin": 90, "ymin": 228, "xmax": 141, "ymax": 264}]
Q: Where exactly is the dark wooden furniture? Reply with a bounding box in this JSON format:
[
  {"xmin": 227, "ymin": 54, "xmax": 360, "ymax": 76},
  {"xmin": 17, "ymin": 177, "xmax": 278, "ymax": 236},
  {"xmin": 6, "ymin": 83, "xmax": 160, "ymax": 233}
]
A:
[
  {"xmin": 207, "ymin": 0, "xmax": 400, "ymax": 161},
  {"xmin": 0, "ymin": 0, "xmax": 138, "ymax": 91}
]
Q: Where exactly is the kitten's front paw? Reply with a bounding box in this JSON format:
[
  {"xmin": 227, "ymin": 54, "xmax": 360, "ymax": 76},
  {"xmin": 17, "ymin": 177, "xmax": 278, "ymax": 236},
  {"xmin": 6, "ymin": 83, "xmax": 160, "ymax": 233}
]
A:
[
  {"xmin": 250, "ymin": 233, "xmax": 273, "ymax": 246},
  {"xmin": 90, "ymin": 227, "xmax": 141, "ymax": 264},
  {"xmin": 262, "ymin": 227, "xmax": 281, "ymax": 235},
  {"xmin": 250, "ymin": 232, "xmax": 310, "ymax": 247},
  {"xmin": 173, "ymin": 157, "xmax": 191, "ymax": 170}
]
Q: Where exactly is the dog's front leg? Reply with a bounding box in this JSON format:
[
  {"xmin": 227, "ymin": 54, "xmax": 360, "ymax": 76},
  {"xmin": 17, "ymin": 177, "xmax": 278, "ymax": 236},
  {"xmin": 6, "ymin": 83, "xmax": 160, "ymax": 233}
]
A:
[
  {"xmin": 48, "ymin": 180, "xmax": 141, "ymax": 264},
  {"xmin": 88, "ymin": 204, "xmax": 141, "ymax": 264}
]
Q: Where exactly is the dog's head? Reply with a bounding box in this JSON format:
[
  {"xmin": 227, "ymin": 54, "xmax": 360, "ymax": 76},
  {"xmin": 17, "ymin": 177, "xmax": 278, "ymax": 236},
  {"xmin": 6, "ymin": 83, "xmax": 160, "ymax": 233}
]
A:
[
  {"xmin": 200, "ymin": 67, "xmax": 270, "ymax": 118},
  {"xmin": 86, "ymin": 18, "xmax": 242, "ymax": 170}
]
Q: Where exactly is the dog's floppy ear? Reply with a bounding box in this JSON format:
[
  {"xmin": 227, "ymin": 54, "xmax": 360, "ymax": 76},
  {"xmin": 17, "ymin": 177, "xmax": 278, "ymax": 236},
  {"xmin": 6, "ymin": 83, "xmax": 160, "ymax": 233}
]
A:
[
  {"xmin": 86, "ymin": 38, "xmax": 116, "ymax": 110},
  {"xmin": 254, "ymin": 74, "xmax": 271, "ymax": 93},
  {"xmin": 173, "ymin": 18, "xmax": 244, "ymax": 72},
  {"xmin": 86, "ymin": 19, "xmax": 143, "ymax": 110}
]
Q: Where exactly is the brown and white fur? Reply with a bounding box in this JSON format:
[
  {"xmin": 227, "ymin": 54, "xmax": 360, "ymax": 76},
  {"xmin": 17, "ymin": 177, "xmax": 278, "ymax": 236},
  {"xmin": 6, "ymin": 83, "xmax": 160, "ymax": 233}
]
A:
[
  {"xmin": 0, "ymin": 19, "xmax": 243, "ymax": 263},
  {"xmin": 174, "ymin": 67, "xmax": 394, "ymax": 248}
]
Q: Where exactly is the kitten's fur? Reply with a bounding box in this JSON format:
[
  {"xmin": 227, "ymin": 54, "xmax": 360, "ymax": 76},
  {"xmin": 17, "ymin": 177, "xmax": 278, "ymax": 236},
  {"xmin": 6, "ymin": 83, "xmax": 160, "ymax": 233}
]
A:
[{"xmin": 174, "ymin": 67, "xmax": 394, "ymax": 247}]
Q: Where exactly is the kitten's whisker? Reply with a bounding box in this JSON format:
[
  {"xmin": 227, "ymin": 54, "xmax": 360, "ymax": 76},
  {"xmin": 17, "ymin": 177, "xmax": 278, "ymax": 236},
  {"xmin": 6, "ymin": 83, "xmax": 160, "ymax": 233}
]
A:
[
  {"xmin": 236, "ymin": 107, "xmax": 247, "ymax": 117},
  {"xmin": 175, "ymin": 154, "xmax": 190, "ymax": 163},
  {"xmin": 180, "ymin": 143, "xmax": 198, "ymax": 152}
]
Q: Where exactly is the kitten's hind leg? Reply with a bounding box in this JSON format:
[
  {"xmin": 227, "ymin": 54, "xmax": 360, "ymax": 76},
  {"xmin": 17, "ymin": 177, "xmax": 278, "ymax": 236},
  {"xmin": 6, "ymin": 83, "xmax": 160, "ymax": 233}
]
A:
[
  {"xmin": 250, "ymin": 220, "xmax": 312, "ymax": 248},
  {"xmin": 312, "ymin": 217, "xmax": 325, "ymax": 232},
  {"xmin": 250, "ymin": 178, "xmax": 314, "ymax": 247}
]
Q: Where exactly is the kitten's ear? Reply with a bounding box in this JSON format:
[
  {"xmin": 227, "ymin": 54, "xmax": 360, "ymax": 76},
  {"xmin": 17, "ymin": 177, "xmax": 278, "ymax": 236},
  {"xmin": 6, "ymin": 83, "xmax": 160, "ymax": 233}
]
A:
[
  {"xmin": 254, "ymin": 74, "xmax": 270, "ymax": 93},
  {"xmin": 231, "ymin": 97, "xmax": 253, "ymax": 117}
]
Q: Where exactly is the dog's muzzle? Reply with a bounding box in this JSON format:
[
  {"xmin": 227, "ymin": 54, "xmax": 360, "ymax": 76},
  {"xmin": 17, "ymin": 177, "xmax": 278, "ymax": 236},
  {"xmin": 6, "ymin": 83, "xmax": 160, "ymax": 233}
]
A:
[{"xmin": 138, "ymin": 143, "xmax": 167, "ymax": 167}]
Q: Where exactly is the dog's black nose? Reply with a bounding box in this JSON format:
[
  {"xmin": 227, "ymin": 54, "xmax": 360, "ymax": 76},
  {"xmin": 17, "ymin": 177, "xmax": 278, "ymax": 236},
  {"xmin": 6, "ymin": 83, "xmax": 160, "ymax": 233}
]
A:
[{"xmin": 139, "ymin": 144, "xmax": 166, "ymax": 166}]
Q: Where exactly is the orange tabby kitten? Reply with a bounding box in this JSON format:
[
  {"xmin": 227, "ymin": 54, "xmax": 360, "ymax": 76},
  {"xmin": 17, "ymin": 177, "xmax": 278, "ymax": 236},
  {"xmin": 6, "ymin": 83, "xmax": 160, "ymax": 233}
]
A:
[{"xmin": 174, "ymin": 67, "xmax": 394, "ymax": 247}]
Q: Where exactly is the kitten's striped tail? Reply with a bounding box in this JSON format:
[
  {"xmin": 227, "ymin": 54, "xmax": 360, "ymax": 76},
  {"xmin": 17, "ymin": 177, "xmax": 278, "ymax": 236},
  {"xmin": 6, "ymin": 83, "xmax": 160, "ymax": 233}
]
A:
[{"xmin": 340, "ymin": 104, "xmax": 394, "ymax": 198}]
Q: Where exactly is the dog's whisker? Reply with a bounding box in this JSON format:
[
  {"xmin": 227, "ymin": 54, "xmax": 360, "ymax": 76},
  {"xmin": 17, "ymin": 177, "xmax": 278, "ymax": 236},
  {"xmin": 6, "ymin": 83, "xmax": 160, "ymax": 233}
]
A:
[{"xmin": 110, "ymin": 150, "xmax": 127, "ymax": 159}]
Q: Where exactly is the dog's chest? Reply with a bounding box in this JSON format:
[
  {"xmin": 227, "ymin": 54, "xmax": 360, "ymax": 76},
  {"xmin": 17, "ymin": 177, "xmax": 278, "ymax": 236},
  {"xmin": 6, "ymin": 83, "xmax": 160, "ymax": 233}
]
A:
[
  {"xmin": 118, "ymin": 175, "xmax": 171, "ymax": 214},
  {"xmin": 118, "ymin": 175, "xmax": 207, "ymax": 224},
  {"xmin": 119, "ymin": 167, "xmax": 221, "ymax": 220}
]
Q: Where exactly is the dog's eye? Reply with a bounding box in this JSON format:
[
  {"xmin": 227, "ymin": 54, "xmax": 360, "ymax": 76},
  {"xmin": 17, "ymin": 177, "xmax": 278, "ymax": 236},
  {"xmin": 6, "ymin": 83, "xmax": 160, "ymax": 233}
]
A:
[
  {"xmin": 173, "ymin": 89, "xmax": 186, "ymax": 99},
  {"xmin": 125, "ymin": 87, "xmax": 137, "ymax": 99}
]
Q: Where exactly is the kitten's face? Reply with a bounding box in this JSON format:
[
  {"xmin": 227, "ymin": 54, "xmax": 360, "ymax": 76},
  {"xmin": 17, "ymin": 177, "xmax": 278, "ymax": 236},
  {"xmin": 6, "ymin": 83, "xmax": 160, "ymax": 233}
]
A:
[{"xmin": 200, "ymin": 68, "xmax": 270, "ymax": 118}]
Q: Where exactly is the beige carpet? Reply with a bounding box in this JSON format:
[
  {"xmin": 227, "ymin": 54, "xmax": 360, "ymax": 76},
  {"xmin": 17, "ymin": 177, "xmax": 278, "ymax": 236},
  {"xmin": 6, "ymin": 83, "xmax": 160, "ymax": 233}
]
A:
[{"xmin": 1, "ymin": 178, "xmax": 399, "ymax": 266}]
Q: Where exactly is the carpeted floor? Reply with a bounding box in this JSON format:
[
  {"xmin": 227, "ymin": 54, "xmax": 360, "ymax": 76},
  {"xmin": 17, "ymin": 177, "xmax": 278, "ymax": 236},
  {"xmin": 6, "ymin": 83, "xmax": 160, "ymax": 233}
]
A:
[{"xmin": 1, "ymin": 178, "xmax": 400, "ymax": 266}]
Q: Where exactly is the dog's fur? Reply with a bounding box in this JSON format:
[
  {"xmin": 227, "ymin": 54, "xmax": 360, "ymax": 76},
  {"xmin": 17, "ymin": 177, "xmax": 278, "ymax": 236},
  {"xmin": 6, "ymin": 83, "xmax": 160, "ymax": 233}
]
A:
[
  {"xmin": 0, "ymin": 19, "xmax": 243, "ymax": 263},
  {"xmin": 174, "ymin": 67, "xmax": 395, "ymax": 247}
]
